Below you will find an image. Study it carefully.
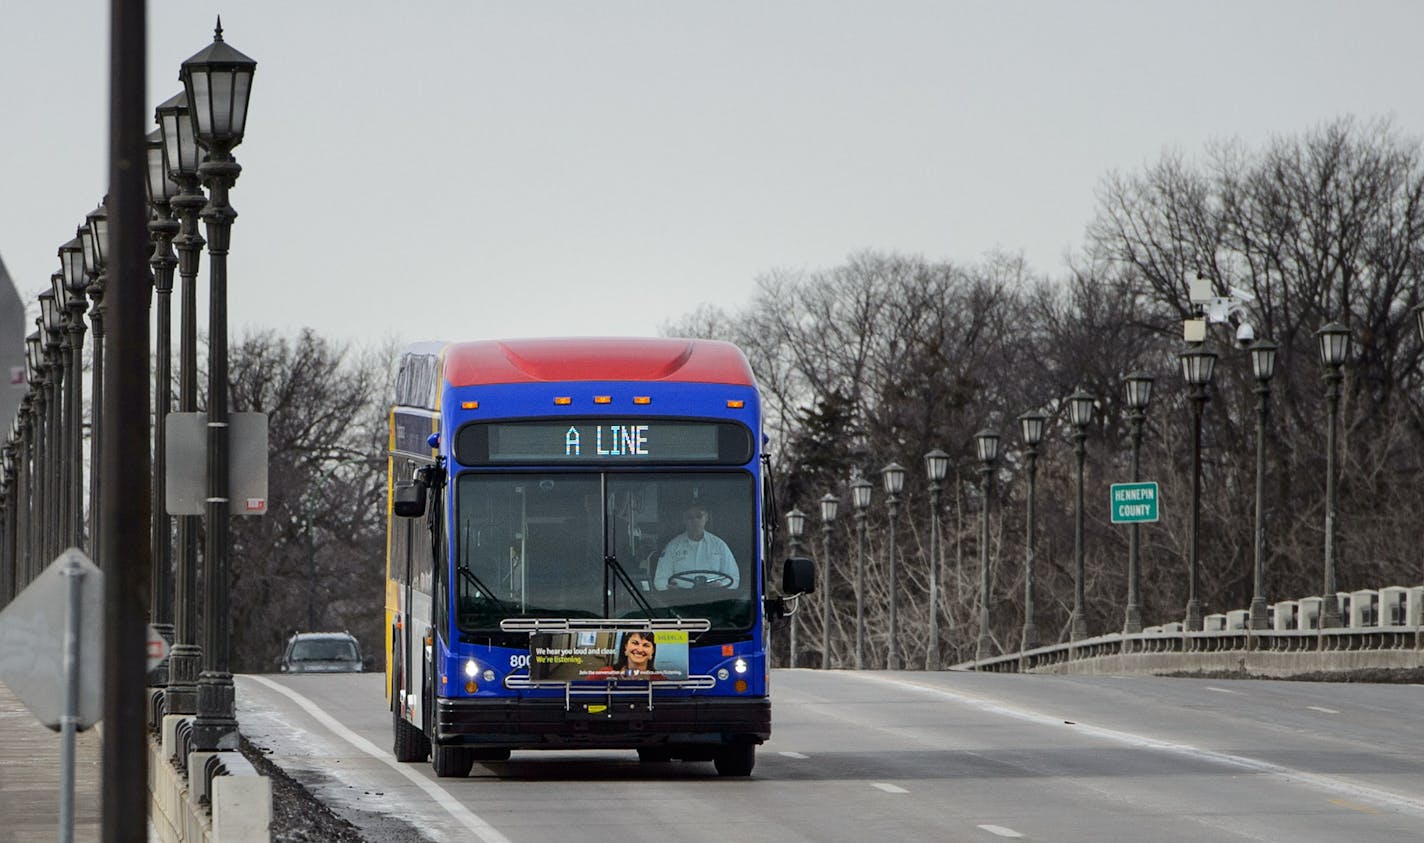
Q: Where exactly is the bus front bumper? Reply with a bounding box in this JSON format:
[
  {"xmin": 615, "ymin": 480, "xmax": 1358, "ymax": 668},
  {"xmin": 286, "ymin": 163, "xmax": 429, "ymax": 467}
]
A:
[{"xmin": 434, "ymin": 694, "xmax": 770, "ymax": 748}]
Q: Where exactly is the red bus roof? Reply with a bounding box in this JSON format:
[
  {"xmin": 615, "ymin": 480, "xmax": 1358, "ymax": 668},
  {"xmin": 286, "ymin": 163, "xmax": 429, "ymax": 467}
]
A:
[{"xmin": 442, "ymin": 338, "xmax": 756, "ymax": 387}]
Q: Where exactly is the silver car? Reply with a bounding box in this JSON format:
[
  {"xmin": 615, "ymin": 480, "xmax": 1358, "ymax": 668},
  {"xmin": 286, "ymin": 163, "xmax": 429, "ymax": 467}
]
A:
[{"xmin": 278, "ymin": 631, "xmax": 366, "ymax": 673}]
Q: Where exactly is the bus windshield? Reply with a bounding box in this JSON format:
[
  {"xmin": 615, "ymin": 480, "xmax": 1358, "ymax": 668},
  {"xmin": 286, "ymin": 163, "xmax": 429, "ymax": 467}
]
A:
[{"xmin": 454, "ymin": 471, "xmax": 756, "ymax": 632}]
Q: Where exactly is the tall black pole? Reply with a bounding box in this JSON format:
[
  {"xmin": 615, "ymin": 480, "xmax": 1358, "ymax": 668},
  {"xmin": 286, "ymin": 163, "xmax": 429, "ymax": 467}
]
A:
[
  {"xmin": 854, "ymin": 507, "xmax": 866, "ymax": 670},
  {"xmin": 193, "ymin": 143, "xmax": 242, "ymax": 752},
  {"xmin": 927, "ymin": 482, "xmax": 941, "ymax": 669},
  {"xmin": 885, "ymin": 493, "xmax": 899, "ymax": 670},
  {"xmin": 1185, "ymin": 390, "xmax": 1205, "ymax": 631},
  {"xmin": 820, "ymin": 518, "xmax": 833, "ymax": 668},
  {"xmin": 1249, "ymin": 380, "xmax": 1271, "ymax": 629},
  {"xmin": 102, "ymin": 0, "xmax": 152, "ymax": 837},
  {"xmin": 149, "ymin": 187, "xmax": 179, "ymax": 680},
  {"xmin": 85, "ymin": 279, "xmax": 103, "ymax": 567},
  {"xmin": 1321, "ymin": 366, "xmax": 1343, "ymax": 629},
  {"xmin": 1070, "ymin": 427, "xmax": 1088, "ymax": 641},
  {"xmin": 1021, "ymin": 444, "xmax": 1039, "ymax": 652},
  {"xmin": 975, "ymin": 461, "xmax": 993, "ymax": 660},
  {"xmin": 1124, "ymin": 409, "xmax": 1146, "ymax": 633},
  {"xmin": 165, "ymin": 156, "xmax": 206, "ymax": 718}
]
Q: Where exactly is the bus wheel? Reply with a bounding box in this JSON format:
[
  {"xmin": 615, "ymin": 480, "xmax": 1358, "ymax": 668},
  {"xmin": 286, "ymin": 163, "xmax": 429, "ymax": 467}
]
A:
[
  {"xmin": 392, "ymin": 708, "xmax": 426, "ymax": 762},
  {"xmin": 432, "ymin": 743, "xmax": 475, "ymax": 778},
  {"xmin": 713, "ymin": 744, "xmax": 755, "ymax": 777}
]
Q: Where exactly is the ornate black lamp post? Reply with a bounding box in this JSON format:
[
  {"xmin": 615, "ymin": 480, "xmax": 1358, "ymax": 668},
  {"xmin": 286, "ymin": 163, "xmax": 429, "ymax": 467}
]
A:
[
  {"xmin": 973, "ymin": 430, "xmax": 999, "ymax": 661},
  {"xmin": 81, "ymin": 202, "xmax": 108, "ymax": 566},
  {"xmin": 1123, "ymin": 372, "xmax": 1154, "ymax": 634},
  {"xmin": 923, "ymin": 449, "xmax": 949, "ymax": 668},
  {"xmin": 1247, "ymin": 340, "xmax": 1278, "ymax": 629},
  {"xmin": 183, "ymin": 20, "xmax": 257, "ymax": 752},
  {"xmin": 850, "ymin": 476, "xmax": 872, "ymax": 669},
  {"xmin": 785, "ymin": 507, "xmax": 806, "ymax": 667},
  {"xmin": 39, "ymin": 291, "xmax": 65, "ymax": 561},
  {"xmin": 58, "ymin": 236, "xmax": 88, "ymax": 549},
  {"xmin": 25, "ymin": 331, "xmax": 51, "ymax": 565},
  {"xmin": 156, "ymin": 89, "xmax": 206, "ymax": 718},
  {"xmin": 880, "ymin": 461, "xmax": 906, "ymax": 669},
  {"xmin": 1068, "ymin": 389, "xmax": 1095, "ymax": 641},
  {"xmin": 145, "ymin": 128, "xmax": 181, "ymax": 673},
  {"xmin": 1017, "ymin": 410, "xmax": 1047, "ymax": 651},
  {"xmin": 1316, "ymin": 322, "xmax": 1350, "ymax": 629},
  {"xmin": 1179, "ymin": 344, "xmax": 1217, "ymax": 631},
  {"xmin": 817, "ymin": 493, "xmax": 838, "ymax": 669}
]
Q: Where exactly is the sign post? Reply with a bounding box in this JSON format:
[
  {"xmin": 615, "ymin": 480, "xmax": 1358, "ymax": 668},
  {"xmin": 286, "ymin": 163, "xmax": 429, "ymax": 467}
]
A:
[{"xmin": 1110, "ymin": 481, "xmax": 1159, "ymax": 524}]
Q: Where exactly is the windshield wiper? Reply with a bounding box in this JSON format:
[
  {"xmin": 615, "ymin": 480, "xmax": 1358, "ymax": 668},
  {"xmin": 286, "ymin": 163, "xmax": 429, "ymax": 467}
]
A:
[
  {"xmin": 603, "ymin": 554, "xmax": 662, "ymax": 618},
  {"xmin": 457, "ymin": 564, "xmax": 512, "ymax": 613}
]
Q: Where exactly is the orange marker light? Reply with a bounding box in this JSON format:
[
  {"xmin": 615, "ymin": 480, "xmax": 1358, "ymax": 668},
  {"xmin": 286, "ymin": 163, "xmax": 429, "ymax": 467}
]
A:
[
  {"xmin": 554, "ymin": 396, "xmax": 572, "ymax": 405},
  {"xmin": 465, "ymin": 680, "xmax": 478, "ymax": 693},
  {"xmin": 461, "ymin": 401, "xmax": 479, "ymax": 410},
  {"xmin": 633, "ymin": 396, "xmax": 651, "ymax": 405},
  {"xmin": 593, "ymin": 395, "xmax": 612, "ymax": 404},
  {"xmin": 734, "ymin": 679, "xmax": 748, "ymax": 693},
  {"xmin": 726, "ymin": 399, "xmax": 745, "ymax": 409}
]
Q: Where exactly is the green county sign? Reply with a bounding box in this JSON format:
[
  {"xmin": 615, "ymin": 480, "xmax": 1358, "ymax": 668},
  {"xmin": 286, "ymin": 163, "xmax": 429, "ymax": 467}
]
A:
[{"xmin": 1110, "ymin": 481, "xmax": 1159, "ymax": 524}]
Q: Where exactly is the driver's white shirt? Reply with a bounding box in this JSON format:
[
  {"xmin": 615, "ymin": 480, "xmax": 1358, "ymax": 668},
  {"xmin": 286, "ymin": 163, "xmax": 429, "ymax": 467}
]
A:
[{"xmin": 654, "ymin": 532, "xmax": 739, "ymax": 589}]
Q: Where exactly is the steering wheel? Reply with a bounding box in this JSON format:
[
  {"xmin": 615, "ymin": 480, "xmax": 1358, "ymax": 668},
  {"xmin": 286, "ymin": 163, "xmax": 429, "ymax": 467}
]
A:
[{"xmin": 666, "ymin": 569, "xmax": 734, "ymax": 589}]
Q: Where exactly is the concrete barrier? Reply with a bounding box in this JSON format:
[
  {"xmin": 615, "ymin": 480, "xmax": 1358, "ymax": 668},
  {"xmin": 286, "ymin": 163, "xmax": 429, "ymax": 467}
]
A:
[
  {"xmin": 148, "ymin": 715, "xmax": 272, "ymax": 842},
  {"xmin": 1226, "ymin": 610, "xmax": 1249, "ymax": 630},
  {"xmin": 1349, "ymin": 590, "xmax": 1377, "ymax": 628},
  {"xmin": 1272, "ymin": 601, "xmax": 1297, "ymax": 631},
  {"xmin": 1381, "ymin": 587, "xmax": 1408, "ymax": 625}
]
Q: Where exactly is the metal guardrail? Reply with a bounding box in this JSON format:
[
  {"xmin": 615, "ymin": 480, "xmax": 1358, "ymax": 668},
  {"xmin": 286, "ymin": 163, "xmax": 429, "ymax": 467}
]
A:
[{"xmin": 955, "ymin": 586, "xmax": 1424, "ymax": 675}]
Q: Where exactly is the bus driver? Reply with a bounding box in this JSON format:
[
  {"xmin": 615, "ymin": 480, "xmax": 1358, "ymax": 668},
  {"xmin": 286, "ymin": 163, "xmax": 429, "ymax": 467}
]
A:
[{"xmin": 653, "ymin": 504, "xmax": 739, "ymax": 589}]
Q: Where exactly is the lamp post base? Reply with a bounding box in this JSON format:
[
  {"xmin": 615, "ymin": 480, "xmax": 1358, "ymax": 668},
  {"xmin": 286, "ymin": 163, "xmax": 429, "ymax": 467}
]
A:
[
  {"xmin": 1122, "ymin": 605, "xmax": 1143, "ymax": 635},
  {"xmin": 975, "ymin": 633, "xmax": 994, "ymax": 662},
  {"xmin": 1321, "ymin": 600, "xmax": 1341, "ymax": 629},
  {"xmin": 1069, "ymin": 612, "xmax": 1088, "ymax": 642},
  {"xmin": 192, "ymin": 671, "xmax": 239, "ymax": 751},
  {"xmin": 1185, "ymin": 599, "xmax": 1203, "ymax": 632},
  {"xmin": 163, "ymin": 644, "xmax": 202, "ymax": 716},
  {"xmin": 1020, "ymin": 623, "xmax": 1038, "ymax": 653},
  {"xmin": 1249, "ymin": 597, "xmax": 1270, "ymax": 630}
]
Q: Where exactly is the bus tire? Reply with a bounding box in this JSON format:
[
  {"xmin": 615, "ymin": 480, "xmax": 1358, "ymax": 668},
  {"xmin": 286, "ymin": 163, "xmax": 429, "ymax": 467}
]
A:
[
  {"xmin": 392, "ymin": 708, "xmax": 426, "ymax": 762},
  {"xmin": 713, "ymin": 744, "xmax": 755, "ymax": 777},
  {"xmin": 432, "ymin": 742, "xmax": 475, "ymax": 778}
]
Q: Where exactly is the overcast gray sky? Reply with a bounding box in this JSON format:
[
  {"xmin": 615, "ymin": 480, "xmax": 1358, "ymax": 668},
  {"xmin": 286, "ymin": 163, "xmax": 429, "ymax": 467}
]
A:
[{"xmin": 4, "ymin": 1, "xmax": 1423, "ymax": 348}]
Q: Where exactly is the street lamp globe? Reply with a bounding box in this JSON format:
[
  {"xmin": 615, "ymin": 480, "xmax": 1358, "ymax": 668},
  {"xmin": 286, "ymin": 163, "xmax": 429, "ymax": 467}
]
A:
[
  {"xmin": 145, "ymin": 129, "xmax": 180, "ymax": 205},
  {"xmin": 156, "ymin": 91, "xmax": 202, "ymax": 179},
  {"xmin": 85, "ymin": 201, "xmax": 108, "ymax": 270},
  {"xmin": 881, "ymin": 462, "xmax": 906, "ymax": 496},
  {"xmin": 49, "ymin": 273, "xmax": 68, "ymax": 311},
  {"xmin": 1316, "ymin": 322, "xmax": 1350, "ymax": 367},
  {"xmin": 1125, "ymin": 372, "xmax": 1154, "ymax": 411},
  {"xmin": 1249, "ymin": 339, "xmax": 1279, "ymax": 382},
  {"xmin": 1068, "ymin": 389, "xmax": 1095, "ymax": 428},
  {"xmin": 1179, "ymin": 345, "xmax": 1218, "ymax": 386},
  {"xmin": 851, "ymin": 477, "xmax": 873, "ymax": 510},
  {"xmin": 786, "ymin": 508, "xmax": 807, "ymax": 539},
  {"xmin": 58, "ymin": 236, "xmax": 86, "ymax": 295},
  {"xmin": 974, "ymin": 429, "xmax": 1000, "ymax": 464},
  {"xmin": 819, "ymin": 493, "xmax": 839, "ymax": 523},
  {"xmin": 38, "ymin": 291, "xmax": 57, "ymax": 335},
  {"xmin": 924, "ymin": 449, "xmax": 950, "ymax": 484},
  {"xmin": 1018, "ymin": 410, "xmax": 1047, "ymax": 446},
  {"xmin": 180, "ymin": 19, "xmax": 257, "ymax": 150}
]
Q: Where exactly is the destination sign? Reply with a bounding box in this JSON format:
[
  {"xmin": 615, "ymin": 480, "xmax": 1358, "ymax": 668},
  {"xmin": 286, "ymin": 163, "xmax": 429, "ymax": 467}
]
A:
[{"xmin": 454, "ymin": 419, "xmax": 753, "ymax": 466}]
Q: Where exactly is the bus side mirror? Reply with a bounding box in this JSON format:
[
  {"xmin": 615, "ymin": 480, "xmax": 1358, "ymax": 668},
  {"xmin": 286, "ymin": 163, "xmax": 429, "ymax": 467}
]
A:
[
  {"xmin": 782, "ymin": 556, "xmax": 815, "ymax": 596},
  {"xmin": 393, "ymin": 480, "xmax": 427, "ymax": 518}
]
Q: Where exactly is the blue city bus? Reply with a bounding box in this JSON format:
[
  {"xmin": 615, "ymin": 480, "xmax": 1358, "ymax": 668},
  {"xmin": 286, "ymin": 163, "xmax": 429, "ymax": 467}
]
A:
[{"xmin": 384, "ymin": 337, "xmax": 813, "ymax": 777}]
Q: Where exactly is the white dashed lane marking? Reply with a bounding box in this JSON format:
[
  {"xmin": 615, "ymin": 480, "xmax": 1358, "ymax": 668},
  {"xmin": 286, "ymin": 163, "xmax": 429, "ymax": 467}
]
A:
[
  {"xmin": 779, "ymin": 751, "xmax": 809, "ymax": 759},
  {"xmin": 872, "ymin": 782, "xmax": 908, "ymax": 793},
  {"xmin": 978, "ymin": 824, "xmax": 1024, "ymax": 838},
  {"xmin": 1307, "ymin": 705, "xmax": 1340, "ymax": 714}
]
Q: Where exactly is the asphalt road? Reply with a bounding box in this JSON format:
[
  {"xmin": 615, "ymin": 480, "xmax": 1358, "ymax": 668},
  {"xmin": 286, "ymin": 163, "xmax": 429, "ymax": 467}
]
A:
[{"xmin": 235, "ymin": 670, "xmax": 1424, "ymax": 843}]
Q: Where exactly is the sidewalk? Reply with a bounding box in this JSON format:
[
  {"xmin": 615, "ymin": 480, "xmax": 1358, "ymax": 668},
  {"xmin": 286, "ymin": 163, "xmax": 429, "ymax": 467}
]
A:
[{"xmin": 0, "ymin": 680, "xmax": 103, "ymax": 842}]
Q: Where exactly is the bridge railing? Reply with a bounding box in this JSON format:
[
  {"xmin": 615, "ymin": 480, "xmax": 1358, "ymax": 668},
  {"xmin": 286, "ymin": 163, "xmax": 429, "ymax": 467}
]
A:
[{"xmin": 956, "ymin": 585, "xmax": 1424, "ymax": 675}]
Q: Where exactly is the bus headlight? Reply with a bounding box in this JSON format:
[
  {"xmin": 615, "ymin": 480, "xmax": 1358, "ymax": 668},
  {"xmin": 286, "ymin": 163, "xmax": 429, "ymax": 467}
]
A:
[
  {"xmin": 464, "ymin": 659, "xmax": 479, "ymax": 678},
  {"xmin": 716, "ymin": 668, "xmax": 730, "ymax": 681},
  {"xmin": 733, "ymin": 658, "xmax": 748, "ymax": 675}
]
